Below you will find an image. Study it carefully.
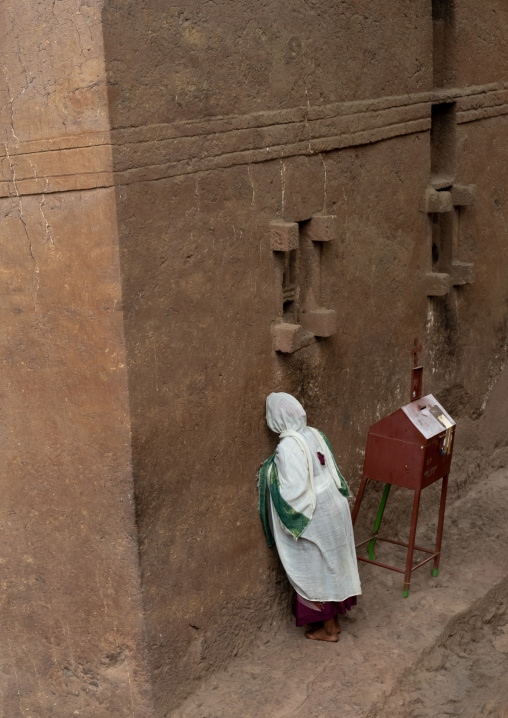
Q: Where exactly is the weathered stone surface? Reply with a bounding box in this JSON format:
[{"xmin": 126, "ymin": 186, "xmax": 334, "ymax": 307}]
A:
[
  {"xmin": 281, "ymin": 155, "xmax": 325, "ymax": 223},
  {"xmin": 299, "ymin": 308, "xmax": 337, "ymax": 337},
  {"xmin": 455, "ymin": 2, "xmax": 508, "ymax": 87},
  {"xmin": 0, "ymin": 1, "xmax": 153, "ymax": 716},
  {"xmin": 102, "ymin": 1, "xmax": 431, "ymax": 129},
  {"xmin": 2, "ymin": 1, "xmax": 508, "ymax": 717},
  {"xmin": 269, "ymin": 220, "xmax": 299, "ymax": 252}
]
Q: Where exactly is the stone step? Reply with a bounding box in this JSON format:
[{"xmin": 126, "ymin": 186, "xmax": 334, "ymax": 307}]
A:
[{"xmin": 366, "ymin": 576, "xmax": 508, "ymax": 718}]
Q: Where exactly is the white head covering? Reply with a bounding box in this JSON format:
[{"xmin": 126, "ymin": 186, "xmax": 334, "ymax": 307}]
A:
[
  {"xmin": 266, "ymin": 392, "xmax": 317, "ymax": 514},
  {"xmin": 266, "ymin": 392, "xmax": 307, "ymax": 435}
]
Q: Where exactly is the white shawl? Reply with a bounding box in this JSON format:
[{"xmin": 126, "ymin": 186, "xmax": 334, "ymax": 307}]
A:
[{"xmin": 266, "ymin": 392, "xmax": 349, "ymax": 522}]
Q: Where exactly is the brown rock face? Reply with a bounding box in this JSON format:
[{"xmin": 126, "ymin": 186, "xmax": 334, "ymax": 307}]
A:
[
  {"xmin": 1, "ymin": 0, "xmax": 508, "ymax": 716},
  {"xmin": 0, "ymin": 1, "xmax": 152, "ymax": 716}
]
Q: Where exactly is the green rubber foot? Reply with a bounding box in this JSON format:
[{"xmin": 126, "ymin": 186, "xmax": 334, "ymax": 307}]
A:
[
  {"xmin": 432, "ymin": 568, "xmax": 439, "ymax": 577},
  {"xmin": 402, "ymin": 589, "xmax": 409, "ymax": 598}
]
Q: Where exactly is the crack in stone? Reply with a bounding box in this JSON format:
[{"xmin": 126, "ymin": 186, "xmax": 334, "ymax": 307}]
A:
[
  {"xmin": 280, "ymin": 158, "xmax": 286, "ymax": 213},
  {"xmin": 3, "ymin": 66, "xmax": 20, "ymax": 145},
  {"xmin": 247, "ymin": 163, "xmax": 255, "ymax": 207},
  {"xmin": 319, "ymin": 153, "xmax": 327, "ymax": 212},
  {"xmin": 39, "ymin": 192, "xmax": 54, "ymax": 246},
  {"xmin": 3, "ymin": 66, "xmax": 40, "ymax": 310},
  {"xmin": 303, "ymin": 85, "xmax": 312, "ymax": 154},
  {"xmin": 4, "ymin": 141, "xmax": 40, "ymax": 310}
]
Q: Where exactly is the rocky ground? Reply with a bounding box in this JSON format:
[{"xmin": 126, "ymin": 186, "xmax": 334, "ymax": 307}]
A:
[
  {"xmin": 368, "ymin": 579, "xmax": 508, "ymax": 718},
  {"xmin": 169, "ymin": 468, "xmax": 508, "ymax": 718}
]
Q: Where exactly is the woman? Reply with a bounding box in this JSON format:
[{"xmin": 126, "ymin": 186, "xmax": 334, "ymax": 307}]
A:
[{"xmin": 258, "ymin": 392, "xmax": 361, "ymax": 642}]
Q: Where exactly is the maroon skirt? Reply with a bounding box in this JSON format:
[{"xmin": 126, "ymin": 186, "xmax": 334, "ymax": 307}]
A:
[{"xmin": 292, "ymin": 592, "xmax": 358, "ymax": 627}]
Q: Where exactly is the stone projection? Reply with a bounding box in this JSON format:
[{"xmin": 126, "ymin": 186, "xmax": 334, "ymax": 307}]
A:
[{"xmin": 1, "ymin": 0, "xmax": 508, "ymax": 716}]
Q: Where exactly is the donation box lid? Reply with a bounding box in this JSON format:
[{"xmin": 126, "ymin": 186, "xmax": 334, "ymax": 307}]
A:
[
  {"xmin": 364, "ymin": 394, "xmax": 456, "ymax": 488},
  {"xmin": 401, "ymin": 394, "xmax": 455, "ymax": 441},
  {"xmin": 368, "ymin": 394, "xmax": 456, "ymax": 445}
]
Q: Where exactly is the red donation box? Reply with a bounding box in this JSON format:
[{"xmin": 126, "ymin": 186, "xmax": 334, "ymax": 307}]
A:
[{"xmin": 352, "ymin": 390, "xmax": 456, "ymax": 597}]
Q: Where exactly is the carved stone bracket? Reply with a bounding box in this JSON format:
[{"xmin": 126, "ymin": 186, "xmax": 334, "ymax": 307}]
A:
[
  {"xmin": 424, "ymin": 272, "xmax": 452, "ymax": 297},
  {"xmin": 305, "ymin": 214, "xmax": 338, "ymax": 243},
  {"xmin": 300, "ymin": 308, "xmax": 337, "ymax": 337},
  {"xmin": 269, "ymin": 220, "xmax": 299, "ymax": 252},
  {"xmin": 422, "ymin": 182, "xmax": 477, "ymax": 296},
  {"xmin": 451, "ymin": 184, "xmax": 477, "ymax": 207},
  {"xmin": 423, "ymin": 187, "xmax": 453, "ymax": 213},
  {"xmin": 450, "ymin": 260, "xmax": 475, "ymax": 286},
  {"xmin": 270, "ymin": 213, "xmax": 338, "ymax": 353},
  {"xmin": 271, "ymin": 322, "xmax": 314, "ymax": 353}
]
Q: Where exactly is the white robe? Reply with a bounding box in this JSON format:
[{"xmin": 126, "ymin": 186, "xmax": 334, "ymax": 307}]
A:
[{"xmin": 269, "ymin": 427, "xmax": 362, "ymax": 603}]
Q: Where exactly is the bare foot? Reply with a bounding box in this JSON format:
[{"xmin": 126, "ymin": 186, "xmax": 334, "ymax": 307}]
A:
[
  {"xmin": 303, "ymin": 623, "xmax": 322, "ymax": 632},
  {"xmin": 304, "ymin": 627, "xmax": 339, "ymax": 642}
]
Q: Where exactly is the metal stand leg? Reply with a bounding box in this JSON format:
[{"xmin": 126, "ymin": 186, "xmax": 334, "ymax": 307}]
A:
[
  {"xmin": 403, "ymin": 489, "xmax": 421, "ymax": 598},
  {"xmin": 351, "ymin": 476, "xmax": 369, "ymax": 526},
  {"xmin": 368, "ymin": 483, "xmax": 391, "ymax": 561},
  {"xmin": 433, "ymin": 474, "xmax": 448, "ymax": 577}
]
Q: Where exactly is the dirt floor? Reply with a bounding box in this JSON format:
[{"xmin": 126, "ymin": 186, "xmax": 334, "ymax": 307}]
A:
[
  {"xmin": 368, "ymin": 580, "xmax": 508, "ymax": 718},
  {"xmin": 169, "ymin": 467, "xmax": 508, "ymax": 718}
]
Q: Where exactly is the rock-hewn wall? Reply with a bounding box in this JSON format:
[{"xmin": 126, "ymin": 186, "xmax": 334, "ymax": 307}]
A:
[
  {"xmin": 102, "ymin": 0, "xmax": 508, "ymax": 713},
  {"xmin": 0, "ymin": 1, "xmax": 152, "ymax": 715},
  {"xmin": 2, "ymin": 0, "xmax": 508, "ymax": 715}
]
